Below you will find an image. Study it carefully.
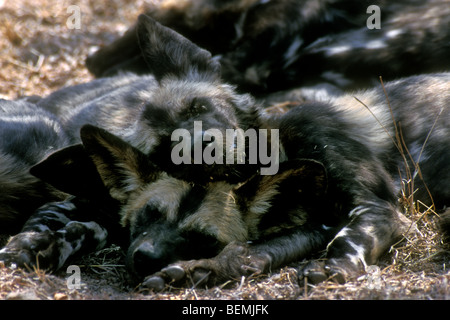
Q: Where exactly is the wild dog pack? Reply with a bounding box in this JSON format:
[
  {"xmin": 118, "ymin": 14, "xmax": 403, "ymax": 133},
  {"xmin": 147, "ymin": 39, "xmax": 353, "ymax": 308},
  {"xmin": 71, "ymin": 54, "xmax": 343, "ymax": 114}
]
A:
[{"xmin": 0, "ymin": 2, "xmax": 449, "ymax": 291}]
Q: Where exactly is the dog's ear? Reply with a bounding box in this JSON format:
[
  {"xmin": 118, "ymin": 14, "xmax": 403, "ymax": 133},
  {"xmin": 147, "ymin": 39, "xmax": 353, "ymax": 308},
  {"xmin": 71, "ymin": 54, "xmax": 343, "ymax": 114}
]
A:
[
  {"xmin": 136, "ymin": 14, "xmax": 221, "ymax": 81},
  {"xmin": 233, "ymin": 159, "xmax": 328, "ymax": 236},
  {"xmin": 30, "ymin": 125, "xmax": 163, "ymax": 203},
  {"xmin": 234, "ymin": 159, "xmax": 328, "ymax": 201},
  {"xmin": 77, "ymin": 124, "xmax": 162, "ymax": 203},
  {"xmin": 30, "ymin": 144, "xmax": 110, "ymax": 200},
  {"xmin": 234, "ymin": 159, "xmax": 328, "ymax": 214}
]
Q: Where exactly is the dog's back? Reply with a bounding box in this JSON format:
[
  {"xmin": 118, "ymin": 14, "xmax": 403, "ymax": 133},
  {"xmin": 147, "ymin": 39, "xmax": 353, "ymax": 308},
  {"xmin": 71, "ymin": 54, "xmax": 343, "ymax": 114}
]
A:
[
  {"xmin": 333, "ymin": 73, "xmax": 450, "ymax": 207},
  {"xmin": 0, "ymin": 99, "xmax": 69, "ymax": 233}
]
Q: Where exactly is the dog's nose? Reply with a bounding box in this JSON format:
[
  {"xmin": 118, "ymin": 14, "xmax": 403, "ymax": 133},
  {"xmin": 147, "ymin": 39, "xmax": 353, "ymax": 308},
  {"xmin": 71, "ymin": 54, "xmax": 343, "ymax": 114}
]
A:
[
  {"xmin": 128, "ymin": 239, "xmax": 179, "ymax": 279},
  {"xmin": 133, "ymin": 241, "xmax": 161, "ymax": 264}
]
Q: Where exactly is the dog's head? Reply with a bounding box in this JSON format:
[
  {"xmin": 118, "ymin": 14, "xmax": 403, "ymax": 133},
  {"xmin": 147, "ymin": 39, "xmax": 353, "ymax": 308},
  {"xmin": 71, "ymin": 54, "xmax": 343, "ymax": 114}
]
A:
[
  {"xmin": 128, "ymin": 15, "xmax": 263, "ymax": 182},
  {"xmin": 32, "ymin": 125, "xmax": 327, "ymax": 280}
]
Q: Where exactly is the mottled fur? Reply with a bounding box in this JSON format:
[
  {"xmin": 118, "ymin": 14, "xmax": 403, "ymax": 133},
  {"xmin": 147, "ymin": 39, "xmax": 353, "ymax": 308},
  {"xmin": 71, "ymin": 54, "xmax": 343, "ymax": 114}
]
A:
[
  {"xmin": 0, "ymin": 13, "xmax": 449, "ymax": 290},
  {"xmin": 142, "ymin": 73, "xmax": 450, "ymax": 287},
  {"xmin": 0, "ymin": 15, "xmax": 258, "ymax": 234},
  {"xmin": 86, "ymin": 0, "xmax": 450, "ymax": 95},
  {"xmin": 276, "ymin": 74, "xmax": 450, "ymax": 282},
  {"xmin": 0, "ymin": 99, "xmax": 68, "ymax": 233},
  {"xmin": 37, "ymin": 15, "xmax": 260, "ymax": 182},
  {"xmin": 0, "ymin": 15, "xmax": 258, "ymax": 258},
  {"xmin": 1, "ymin": 73, "xmax": 448, "ymax": 289}
]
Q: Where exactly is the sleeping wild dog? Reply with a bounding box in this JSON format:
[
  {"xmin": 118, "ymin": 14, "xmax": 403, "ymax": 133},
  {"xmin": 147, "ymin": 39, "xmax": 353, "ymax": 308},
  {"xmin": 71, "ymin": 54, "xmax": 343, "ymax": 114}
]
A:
[
  {"xmin": 0, "ymin": 16, "xmax": 449, "ymax": 289},
  {"xmin": 35, "ymin": 14, "xmax": 261, "ymax": 184},
  {"xmin": 23, "ymin": 73, "xmax": 450, "ymax": 288},
  {"xmin": 1, "ymin": 71, "xmax": 449, "ymax": 289},
  {"xmin": 0, "ymin": 14, "xmax": 261, "ymax": 238},
  {"xmin": 0, "ymin": 16, "xmax": 259, "ymax": 254},
  {"xmin": 86, "ymin": 0, "xmax": 450, "ymax": 95}
]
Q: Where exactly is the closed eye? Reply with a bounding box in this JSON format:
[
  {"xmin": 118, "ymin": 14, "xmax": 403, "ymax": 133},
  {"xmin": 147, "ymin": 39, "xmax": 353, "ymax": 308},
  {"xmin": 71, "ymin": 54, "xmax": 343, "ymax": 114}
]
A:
[
  {"xmin": 181, "ymin": 230, "xmax": 221, "ymax": 259},
  {"xmin": 187, "ymin": 97, "xmax": 211, "ymax": 117},
  {"xmin": 130, "ymin": 204, "xmax": 163, "ymax": 239}
]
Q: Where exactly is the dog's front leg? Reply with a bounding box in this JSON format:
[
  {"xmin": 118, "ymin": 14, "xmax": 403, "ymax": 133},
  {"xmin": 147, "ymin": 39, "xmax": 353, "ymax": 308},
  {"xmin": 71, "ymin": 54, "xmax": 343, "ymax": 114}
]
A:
[
  {"xmin": 0, "ymin": 198, "xmax": 108, "ymax": 271},
  {"xmin": 299, "ymin": 200, "xmax": 412, "ymax": 284},
  {"xmin": 140, "ymin": 226, "xmax": 330, "ymax": 291}
]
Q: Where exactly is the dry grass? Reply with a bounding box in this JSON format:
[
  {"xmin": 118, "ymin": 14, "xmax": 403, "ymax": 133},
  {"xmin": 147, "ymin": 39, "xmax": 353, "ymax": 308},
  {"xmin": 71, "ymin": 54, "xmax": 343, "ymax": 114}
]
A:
[{"xmin": 1, "ymin": 0, "xmax": 449, "ymax": 300}]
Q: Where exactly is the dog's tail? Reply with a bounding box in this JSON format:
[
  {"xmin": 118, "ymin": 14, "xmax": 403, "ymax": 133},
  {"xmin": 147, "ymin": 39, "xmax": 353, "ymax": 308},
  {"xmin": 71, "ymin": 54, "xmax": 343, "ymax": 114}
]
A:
[{"xmin": 439, "ymin": 209, "xmax": 450, "ymax": 242}]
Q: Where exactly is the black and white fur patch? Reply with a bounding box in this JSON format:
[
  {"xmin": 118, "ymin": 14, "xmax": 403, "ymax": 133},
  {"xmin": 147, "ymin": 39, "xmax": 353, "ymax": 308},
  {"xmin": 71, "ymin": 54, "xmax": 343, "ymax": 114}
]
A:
[{"xmin": 86, "ymin": 0, "xmax": 450, "ymax": 95}]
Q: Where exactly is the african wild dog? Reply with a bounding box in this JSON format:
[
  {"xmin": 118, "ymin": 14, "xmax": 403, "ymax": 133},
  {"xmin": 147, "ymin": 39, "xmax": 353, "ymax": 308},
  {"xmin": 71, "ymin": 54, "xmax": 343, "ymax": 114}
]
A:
[
  {"xmin": 1, "ymin": 14, "xmax": 449, "ymax": 290},
  {"xmin": 104, "ymin": 73, "xmax": 450, "ymax": 288},
  {"xmin": 106, "ymin": 73, "xmax": 450, "ymax": 288},
  {"xmin": 32, "ymin": 125, "xmax": 332, "ymax": 286},
  {"xmin": 0, "ymin": 16, "xmax": 259, "ymax": 252},
  {"xmin": 86, "ymin": 0, "xmax": 450, "ymax": 95},
  {"xmin": 1, "ymin": 72, "xmax": 448, "ymax": 290},
  {"xmin": 36, "ymin": 15, "xmax": 261, "ymax": 183}
]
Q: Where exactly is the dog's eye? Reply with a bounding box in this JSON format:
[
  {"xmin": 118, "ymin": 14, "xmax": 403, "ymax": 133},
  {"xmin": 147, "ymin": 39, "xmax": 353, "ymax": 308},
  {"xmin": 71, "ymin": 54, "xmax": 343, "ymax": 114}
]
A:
[
  {"xmin": 182, "ymin": 230, "xmax": 221, "ymax": 259},
  {"xmin": 130, "ymin": 204, "xmax": 163, "ymax": 237},
  {"xmin": 188, "ymin": 97, "xmax": 211, "ymax": 116}
]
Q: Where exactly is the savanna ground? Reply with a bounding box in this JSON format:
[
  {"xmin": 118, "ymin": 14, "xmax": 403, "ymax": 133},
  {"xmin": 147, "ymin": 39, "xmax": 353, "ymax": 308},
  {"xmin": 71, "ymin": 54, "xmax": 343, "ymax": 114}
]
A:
[{"xmin": 0, "ymin": 0, "xmax": 449, "ymax": 300}]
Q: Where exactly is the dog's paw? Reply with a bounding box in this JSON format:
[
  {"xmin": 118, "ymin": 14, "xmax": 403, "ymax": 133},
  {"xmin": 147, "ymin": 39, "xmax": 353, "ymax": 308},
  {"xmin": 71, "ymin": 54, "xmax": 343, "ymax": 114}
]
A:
[
  {"xmin": 298, "ymin": 258, "xmax": 365, "ymax": 285},
  {"xmin": 140, "ymin": 242, "xmax": 271, "ymax": 291},
  {"xmin": 0, "ymin": 231, "xmax": 59, "ymax": 270}
]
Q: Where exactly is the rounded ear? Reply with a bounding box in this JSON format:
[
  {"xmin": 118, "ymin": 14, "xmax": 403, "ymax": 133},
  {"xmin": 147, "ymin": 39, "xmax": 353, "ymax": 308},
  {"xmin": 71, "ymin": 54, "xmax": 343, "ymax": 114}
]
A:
[
  {"xmin": 234, "ymin": 159, "xmax": 328, "ymax": 204},
  {"xmin": 136, "ymin": 14, "xmax": 221, "ymax": 81},
  {"xmin": 276, "ymin": 159, "xmax": 328, "ymax": 197},
  {"xmin": 30, "ymin": 144, "xmax": 110, "ymax": 200},
  {"xmin": 232, "ymin": 159, "xmax": 328, "ymax": 238}
]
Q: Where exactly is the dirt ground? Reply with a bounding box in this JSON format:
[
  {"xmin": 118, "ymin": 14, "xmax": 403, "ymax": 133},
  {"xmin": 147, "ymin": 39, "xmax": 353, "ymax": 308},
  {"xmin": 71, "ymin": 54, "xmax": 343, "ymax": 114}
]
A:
[{"xmin": 1, "ymin": 0, "xmax": 449, "ymax": 300}]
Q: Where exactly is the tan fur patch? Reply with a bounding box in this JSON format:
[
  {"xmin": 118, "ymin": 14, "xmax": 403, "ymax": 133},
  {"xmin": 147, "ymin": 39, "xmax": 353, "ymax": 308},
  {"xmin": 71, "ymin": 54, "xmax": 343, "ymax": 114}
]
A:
[
  {"xmin": 120, "ymin": 173, "xmax": 191, "ymax": 227},
  {"xmin": 243, "ymin": 168, "xmax": 311, "ymax": 239},
  {"xmin": 177, "ymin": 181, "xmax": 248, "ymax": 244}
]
